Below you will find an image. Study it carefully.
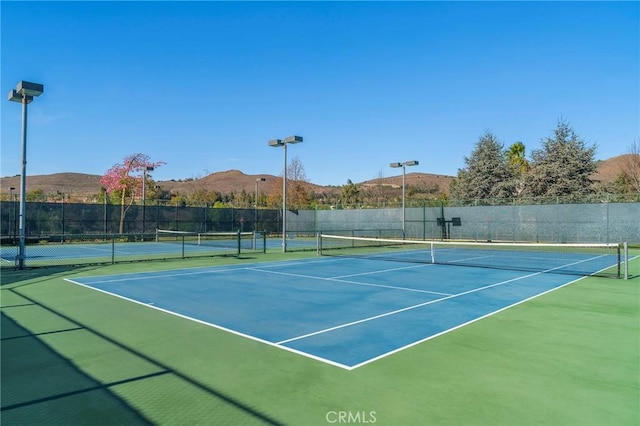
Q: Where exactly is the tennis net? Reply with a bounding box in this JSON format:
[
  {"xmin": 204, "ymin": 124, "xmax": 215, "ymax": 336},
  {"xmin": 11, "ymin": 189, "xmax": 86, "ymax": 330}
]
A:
[
  {"xmin": 156, "ymin": 229, "xmax": 259, "ymax": 255},
  {"xmin": 317, "ymin": 234, "xmax": 627, "ymax": 279}
]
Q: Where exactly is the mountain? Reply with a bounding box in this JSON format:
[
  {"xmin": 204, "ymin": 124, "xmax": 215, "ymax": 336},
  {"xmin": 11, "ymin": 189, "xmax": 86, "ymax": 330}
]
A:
[
  {"xmin": 157, "ymin": 170, "xmax": 328, "ymax": 196},
  {"xmin": 0, "ymin": 156, "xmax": 630, "ymax": 200},
  {"xmin": 0, "ymin": 169, "xmax": 454, "ymax": 200},
  {"xmin": 592, "ymin": 154, "xmax": 633, "ymax": 184},
  {"xmin": 0, "ymin": 173, "xmax": 103, "ymax": 199}
]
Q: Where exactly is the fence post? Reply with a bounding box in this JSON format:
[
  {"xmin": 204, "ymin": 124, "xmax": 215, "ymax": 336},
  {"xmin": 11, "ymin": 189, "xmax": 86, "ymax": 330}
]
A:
[{"xmin": 61, "ymin": 195, "xmax": 65, "ymax": 244}]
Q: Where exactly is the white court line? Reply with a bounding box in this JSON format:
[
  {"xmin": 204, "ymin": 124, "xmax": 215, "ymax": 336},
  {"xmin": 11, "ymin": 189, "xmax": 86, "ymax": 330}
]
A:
[
  {"xmin": 71, "ymin": 256, "xmax": 346, "ymax": 283},
  {"xmin": 65, "ymin": 253, "xmax": 633, "ymax": 371},
  {"xmin": 248, "ymin": 267, "xmax": 452, "ymax": 296},
  {"xmin": 71, "ymin": 253, "xmax": 428, "ymax": 284},
  {"xmin": 76, "ymin": 266, "xmax": 256, "ymax": 284},
  {"xmin": 329, "ymin": 262, "xmax": 431, "ymax": 279},
  {"xmin": 327, "ymin": 277, "xmax": 453, "ymax": 296},
  {"xmin": 249, "ymin": 257, "xmax": 431, "ymax": 280},
  {"xmin": 348, "ymin": 253, "xmax": 628, "ymax": 369},
  {"xmin": 72, "ymin": 245, "xmax": 115, "ymax": 253},
  {"xmin": 276, "ymin": 270, "xmax": 542, "ymax": 345},
  {"xmin": 65, "ymin": 277, "xmax": 353, "ymax": 370},
  {"xmin": 78, "ymin": 256, "xmax": 343, "ymax": 282},
  {"xmin": 278, "ymin": 254, "xmax": 616, "ymax": 361},
  {"xmin": 349, "ymin": 274, "xmax": 588, "ymax": 370}
]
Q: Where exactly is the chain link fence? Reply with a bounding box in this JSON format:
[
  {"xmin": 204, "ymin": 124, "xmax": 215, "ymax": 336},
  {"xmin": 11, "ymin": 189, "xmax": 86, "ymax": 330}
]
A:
[
  {"xmin": 1, "ymin": 199, "xmax": 638, "ymax": 267},
  {"xmin": 0, "ymin": 201, "xmax": 283, "ymax": 241}
]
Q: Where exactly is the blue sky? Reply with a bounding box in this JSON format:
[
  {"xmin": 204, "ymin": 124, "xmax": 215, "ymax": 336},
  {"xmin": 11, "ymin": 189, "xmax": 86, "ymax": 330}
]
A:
[{"xmin": 2, "ymin": 1, "xmax": 638, "ymax": 186}]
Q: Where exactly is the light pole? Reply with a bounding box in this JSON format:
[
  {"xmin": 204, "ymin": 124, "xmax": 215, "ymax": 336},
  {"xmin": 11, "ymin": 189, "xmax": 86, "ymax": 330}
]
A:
[
  {"xmin": 142, "ymin": 166, "xmax": 154, "ymax": 236},
  {"xmin": 268, "ymin": 135, "xmax": 303, "ymax": 252},
  {"xmin": 390, "ymin": 160, "xmax": 419, "ymax": 238},
  {"xmin": 8, "ymin": 81, "xmax": 44, "ymax": 269},
  {"xmin": 255, "ymin": 177, "xmax": 266, "ymax": 232}
]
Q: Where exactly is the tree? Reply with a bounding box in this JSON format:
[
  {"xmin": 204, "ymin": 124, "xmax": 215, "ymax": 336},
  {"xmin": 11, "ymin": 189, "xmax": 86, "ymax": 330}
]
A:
[
  {"xmin": 26, "ymin": 188, "xmax": 46, "ymax": 202},
  {"xmin": 341, "ymin": 179, "xmax": 360, "ymax": 205},
  {"xmin": 450, "ymin": 131, "xmax": 515, "ymax": 201},
  {"xmin": 367, "ymin": 168, "xmax": 393, "ymax": 205},
  {"xmin": 527, "ymin": 120, "xmax": 597, "ymax": 197},
  {"xmin": 287, "ymin": 157, "xmax": 312, "ymax": 207},
  {"xmin": 506, "ymin": 141, "xmax": 529, "ymax": 197},
  {"xmin": 506, "ymin": 141, "xmax": 529, "ymax": 174},
  {"xmin": 618, "ymin": 139, "xmax": 640, "ymax": 193},
  {"xmin": 189, "ymin": 188, "xmax": 221, "ymax": 207},
  {"xmin": 100, "ymin": 153, "xmax": 164, "ymax": 233},
  {"xmin": 267, "ymin": 156, "xmax": 312, "ymax": 208}
]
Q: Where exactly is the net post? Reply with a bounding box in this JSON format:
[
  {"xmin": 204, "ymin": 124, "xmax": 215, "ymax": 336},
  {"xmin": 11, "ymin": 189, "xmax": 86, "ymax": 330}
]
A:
[
  {"xmin": 317, "ymin": 232, "xmax": 321, "ymax": 256},
  {"xmin": 111, "ymin": 235, "xmax": 115, "ymax": 264},
  {"xmin": 624, "ymin": 242, "xmax": 628, "ymax": 280},
  {"xmin": 617, "ymin": 243, "xmax": 621, "ymax": 279},
  {"xmin": 263, "ymin": 229, "xmax": 267, "ymax": 254},
  {"xmin": 181, "ymin": 234, "xmax": 185, "ymax": 259},
  {"xmin": 237, "ymin": 229, "xmax": 241, "ymax": 257}
]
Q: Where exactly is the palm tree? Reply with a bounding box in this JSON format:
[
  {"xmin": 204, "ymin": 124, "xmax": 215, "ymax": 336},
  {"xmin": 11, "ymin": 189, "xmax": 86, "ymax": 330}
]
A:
[{"xmin": 506, "ymin": 141, "xmax": 529, "ymax": 197}]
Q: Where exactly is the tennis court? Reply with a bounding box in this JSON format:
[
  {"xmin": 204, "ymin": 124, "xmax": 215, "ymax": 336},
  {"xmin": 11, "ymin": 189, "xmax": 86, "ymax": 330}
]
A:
[
  {"xmin": 0, "ymin": 231, "xmax": 261, "ymax": 266},
  {"xmin": 3, "ymin": 244, "xmax": 638, "ymax": 425},
  {"xmin": 66, "ymin": 239, "xmax": 624, "ymax": 369}
]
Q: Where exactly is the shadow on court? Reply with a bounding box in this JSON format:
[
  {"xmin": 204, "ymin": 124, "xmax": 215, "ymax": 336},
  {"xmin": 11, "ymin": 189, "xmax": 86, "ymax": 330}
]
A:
[
  {"xmin": 1, "ymin": 287, "xmax": 284, "ymax": 425},
  {"xmin": 0, "ymin": 265, "xmax": 97, "ymax": 288},
  {"xmin": 1, "ymin": 312, "xmax": 153, "ymax": 425}
]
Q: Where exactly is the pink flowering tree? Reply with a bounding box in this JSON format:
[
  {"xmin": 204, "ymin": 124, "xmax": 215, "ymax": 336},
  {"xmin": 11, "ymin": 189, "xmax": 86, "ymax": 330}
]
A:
[{"xmin": 100, "ymin": 153, "xmax": 165, "ymax": 233}]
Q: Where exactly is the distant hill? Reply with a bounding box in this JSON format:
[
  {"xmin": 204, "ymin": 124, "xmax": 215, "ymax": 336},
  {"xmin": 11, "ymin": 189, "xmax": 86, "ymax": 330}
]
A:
[
  {"xmin": 0, "ymin": 173, "xmax": 103, "ymax": 200},
  {"xmin": 363, "ymin": 173, "xmax": 453, "ymax": 191},
  {"xmin": 0, "ymin": 156, "xmax": 629, "ymax": 200},
  {"xmin": 158, "ymin": 170, "xmax": 328, "ymax": 196},
  {"xmin": 592, "ymin": 154, "xmax": 632, "ymax": 184},
  {"xmin": 0, "ymin": 169, "xmax": 455, "ymax": 200}
]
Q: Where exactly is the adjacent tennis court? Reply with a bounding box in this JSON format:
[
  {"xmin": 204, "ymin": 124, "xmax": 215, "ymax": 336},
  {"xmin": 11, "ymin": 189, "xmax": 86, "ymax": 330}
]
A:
[
  {"xmin": 66, "ymin": 239, "xmax": 625, "ymax": 369},
  {"xmin": 0, "ymin": 230, "xmax": 263, "ymax": 266}
]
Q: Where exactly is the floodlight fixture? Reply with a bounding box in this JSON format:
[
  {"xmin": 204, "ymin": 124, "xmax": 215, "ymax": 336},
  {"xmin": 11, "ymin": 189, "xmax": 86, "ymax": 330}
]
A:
[
  {"xmin": 7, "ymin": 80, "xmax": 44, "ymax": 269},
  {"xmin": 8, "ymin": 90, "xmax": 29, "ymax": 103},
  {"xmin": 268, "ymin": 135, "xmax": 304, "ymax": 252},
  {"xmin": 390, "ymin": 159, "xmax": 419, "ymax": 238},
  {"xmin": 16, "ymin": 81, "xmax": 44, "ymax": 97},
  {"xmin": 282, "ymin": 135, "xmax": 303, "ymax": 144},
  {"xmin": 8, "ymin": 81, "xmax": 43, "ymax": 104}
]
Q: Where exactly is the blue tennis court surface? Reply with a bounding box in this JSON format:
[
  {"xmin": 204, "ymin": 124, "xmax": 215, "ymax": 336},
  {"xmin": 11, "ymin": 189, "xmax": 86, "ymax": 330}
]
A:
[
  {"xmin": 67, "ymin": 257, "xmax": 588, "ymax": 369},
  {"xmin": 0, "ymin": 241, "xmax": 243, "ymax": 263},
  {"xmin": 0, "ymin": 236, "xmax": 310, "ymax": 264}
]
